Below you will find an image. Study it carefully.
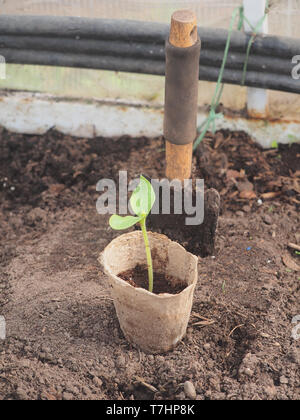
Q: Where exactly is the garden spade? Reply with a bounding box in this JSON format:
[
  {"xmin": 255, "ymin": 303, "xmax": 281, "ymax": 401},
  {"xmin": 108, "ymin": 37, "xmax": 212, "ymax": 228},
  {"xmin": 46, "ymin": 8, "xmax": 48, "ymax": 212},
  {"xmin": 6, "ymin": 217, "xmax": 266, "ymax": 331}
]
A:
[{"xmin": 147, "ymin": 9, "xmax": 220, "ymax": 257}]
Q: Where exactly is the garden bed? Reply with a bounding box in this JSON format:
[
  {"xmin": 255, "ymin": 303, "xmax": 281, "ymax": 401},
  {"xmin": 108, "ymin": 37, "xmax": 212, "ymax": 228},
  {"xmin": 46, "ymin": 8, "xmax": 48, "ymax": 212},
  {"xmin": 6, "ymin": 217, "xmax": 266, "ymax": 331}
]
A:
[{"xmin": 0, "ymin": 128, "xmax": 299, "ymax": 400}]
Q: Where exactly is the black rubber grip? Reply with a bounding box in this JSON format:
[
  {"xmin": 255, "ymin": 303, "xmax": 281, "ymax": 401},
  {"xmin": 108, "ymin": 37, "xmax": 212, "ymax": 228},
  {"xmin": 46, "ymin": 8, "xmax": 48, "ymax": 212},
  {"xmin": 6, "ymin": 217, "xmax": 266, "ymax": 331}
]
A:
[{"xmin": 164, "ymin": 38, "xmax": 201, "ymax": 145}]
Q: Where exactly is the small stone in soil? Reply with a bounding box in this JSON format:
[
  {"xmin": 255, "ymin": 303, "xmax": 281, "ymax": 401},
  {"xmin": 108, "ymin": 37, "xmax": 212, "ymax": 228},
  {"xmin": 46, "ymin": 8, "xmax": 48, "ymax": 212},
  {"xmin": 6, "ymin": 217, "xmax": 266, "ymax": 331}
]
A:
[
  {"xmin": 244, "ymin": 368, "xmax": 254, "ymax": 377},
  {"xmin": 184, "ymin": 381, "xmax": 196, "ymax": 399},
  {"xmin": 263, "ymin": 214, "xmax": 272, "ymax": 225},
  {"xmin": 279, "ymin": 376, "xmax": 289, "ymax": 385},
  {"xmin": 62, "ymin": 392, "xmax": 74, "ymax": 400},
  {"xmin": 92, "ymin": 377, "xmax": 103, "ymax": 387}
]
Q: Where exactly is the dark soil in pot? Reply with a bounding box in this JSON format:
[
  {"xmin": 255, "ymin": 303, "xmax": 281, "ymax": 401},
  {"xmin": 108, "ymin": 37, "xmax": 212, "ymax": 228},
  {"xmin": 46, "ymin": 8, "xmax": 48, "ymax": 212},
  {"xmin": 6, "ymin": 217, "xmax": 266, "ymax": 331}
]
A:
[{"xmin": 119, "ymin": 265, "xmax": 186, "ymax": 295}]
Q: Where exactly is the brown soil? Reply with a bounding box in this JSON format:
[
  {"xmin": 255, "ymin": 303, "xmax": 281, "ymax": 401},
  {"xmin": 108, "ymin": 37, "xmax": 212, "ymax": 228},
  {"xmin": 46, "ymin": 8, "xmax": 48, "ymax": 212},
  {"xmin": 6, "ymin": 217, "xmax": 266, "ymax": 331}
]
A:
[
  {"xmin": 0, "ymin": 127, "xmax": 299, "ymax": 400},
  {"xmin": 118, "ymin": 265, "xmax": 186, "ymax": 295}
]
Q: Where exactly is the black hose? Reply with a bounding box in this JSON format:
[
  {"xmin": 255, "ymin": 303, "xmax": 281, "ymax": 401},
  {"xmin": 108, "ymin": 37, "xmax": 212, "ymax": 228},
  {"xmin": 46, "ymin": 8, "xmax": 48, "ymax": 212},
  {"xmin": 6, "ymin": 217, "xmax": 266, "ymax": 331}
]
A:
[
  {"xmin": 0, "ymin": 35, "xmax": 293, "ymax": 76},
  {"xmin": 2, "ymin": 48, "xmax": 299, "ymax": 94},
  {"xmin": 201, "ymin": 50, "xmax": 293, "ymax": 76},
  {"xmin": 200, "ymin": 66, "xmax": 300, "ymax": 94},
  {"xmin": 1, "ymin": 48, "xmax": 166, "ymax": 75},
  {"xmin": 0, "ymin": 35, "xmax": 165, "ymax": 61},
  {"xmin": 0, "ymin": 16, "xmax": 299, "ymax": 93},
  {"xmin": 0, "ymin": 15, "xmax": 169, "ymax": 42},
  {"xmin": 0, "ymin": 15, "xmax": 299, "ymax": 59}
]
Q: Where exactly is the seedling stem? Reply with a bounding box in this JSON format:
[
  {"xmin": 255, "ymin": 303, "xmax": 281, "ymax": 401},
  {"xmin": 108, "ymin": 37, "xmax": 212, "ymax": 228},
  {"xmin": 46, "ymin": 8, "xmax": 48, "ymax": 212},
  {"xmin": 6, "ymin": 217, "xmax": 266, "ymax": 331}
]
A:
[{"xmin": 140, "ymin": 216, "xmax": 153, "ymax": 293}]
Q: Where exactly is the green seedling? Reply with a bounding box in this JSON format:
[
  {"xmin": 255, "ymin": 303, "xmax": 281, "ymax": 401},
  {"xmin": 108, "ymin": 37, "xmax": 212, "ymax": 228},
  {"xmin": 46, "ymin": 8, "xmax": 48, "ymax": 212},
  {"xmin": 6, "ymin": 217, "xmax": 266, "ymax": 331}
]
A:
[
  {"xmin": 271, "ymin": 140, "xmax": 278, "ymax": 149},
  {"xmin": 109, "ymin": 175, "xmax": 155, "ymax": 293}
]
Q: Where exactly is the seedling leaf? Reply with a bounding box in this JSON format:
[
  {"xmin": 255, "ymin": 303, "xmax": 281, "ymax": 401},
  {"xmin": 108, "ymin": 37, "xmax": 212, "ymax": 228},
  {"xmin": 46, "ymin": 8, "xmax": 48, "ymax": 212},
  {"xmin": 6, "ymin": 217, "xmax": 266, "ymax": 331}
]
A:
[
  {"xmin": 109, "ymin": 214, "xmax": 142, "ymax": 230},
  {"xmin": 130, "ymin": 175, "xmax": 155, "ymax": 217}
]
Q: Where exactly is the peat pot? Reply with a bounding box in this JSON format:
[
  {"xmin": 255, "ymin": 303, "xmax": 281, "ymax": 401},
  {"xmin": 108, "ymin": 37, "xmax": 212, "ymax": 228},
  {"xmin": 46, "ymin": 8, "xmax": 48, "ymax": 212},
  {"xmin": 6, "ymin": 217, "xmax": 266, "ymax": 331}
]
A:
[{"xmin": 99, "ymin": 231, "xmax": 198, "ymax": 354}]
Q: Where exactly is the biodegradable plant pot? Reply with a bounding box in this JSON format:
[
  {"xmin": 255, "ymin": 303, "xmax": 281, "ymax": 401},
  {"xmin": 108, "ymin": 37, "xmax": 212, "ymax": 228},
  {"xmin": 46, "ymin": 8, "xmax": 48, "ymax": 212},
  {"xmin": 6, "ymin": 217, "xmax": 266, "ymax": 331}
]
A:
[{"xmin": 99, "ymin": 231, "xmax": 198, "ymax": 354}]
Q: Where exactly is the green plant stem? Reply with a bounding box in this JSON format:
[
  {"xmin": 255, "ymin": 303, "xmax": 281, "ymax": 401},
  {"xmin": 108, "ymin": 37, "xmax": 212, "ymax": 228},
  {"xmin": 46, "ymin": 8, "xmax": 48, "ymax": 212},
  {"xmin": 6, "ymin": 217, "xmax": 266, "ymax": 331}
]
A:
[
  {"xmin": 193, "ymin": 6, "xmax": 240, "ymax": 151},
  {"xmin": 193, "ymin": 2, "xmax": 269, "ymax": 151},
  {"xmin": 140, "ymin": 217, "xmax": 153, "ymax": 293}
]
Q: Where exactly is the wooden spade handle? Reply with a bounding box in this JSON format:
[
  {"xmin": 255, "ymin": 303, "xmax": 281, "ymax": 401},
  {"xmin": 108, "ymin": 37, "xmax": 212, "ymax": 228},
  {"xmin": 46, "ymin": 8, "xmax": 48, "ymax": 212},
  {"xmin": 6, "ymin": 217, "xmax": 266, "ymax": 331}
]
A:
[
  {"xmin": 165, "ymin": 9, "xmax": 198, "ymax": 181},
  {"xmin": 169, "ymin": 9, "xmax": 198, "ymax": 48}
]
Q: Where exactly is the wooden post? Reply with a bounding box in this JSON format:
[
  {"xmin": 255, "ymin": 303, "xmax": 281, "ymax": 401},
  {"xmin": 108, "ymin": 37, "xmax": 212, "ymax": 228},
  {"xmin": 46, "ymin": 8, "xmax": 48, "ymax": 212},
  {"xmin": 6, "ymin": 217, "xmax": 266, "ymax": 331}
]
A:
[{"xmin": 165, "ymin": 10, "xmax": 198, "ymax": 181}]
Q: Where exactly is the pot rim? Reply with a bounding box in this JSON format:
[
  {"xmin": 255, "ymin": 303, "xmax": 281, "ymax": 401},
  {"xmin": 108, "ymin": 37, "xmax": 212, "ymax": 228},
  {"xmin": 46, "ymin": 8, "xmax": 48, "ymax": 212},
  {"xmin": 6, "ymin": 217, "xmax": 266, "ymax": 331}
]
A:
[{"xmin": 99, "ymin": 230, "xmax": 198, "ymax": 300}]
